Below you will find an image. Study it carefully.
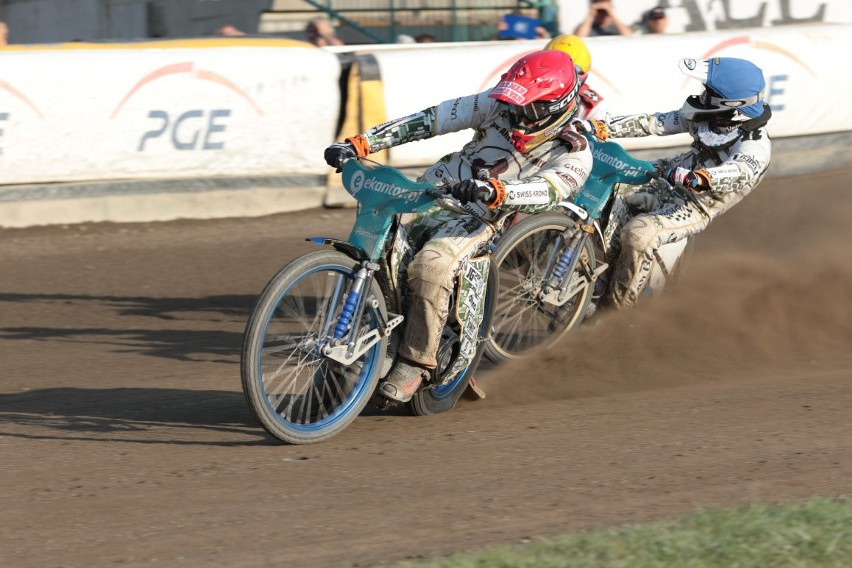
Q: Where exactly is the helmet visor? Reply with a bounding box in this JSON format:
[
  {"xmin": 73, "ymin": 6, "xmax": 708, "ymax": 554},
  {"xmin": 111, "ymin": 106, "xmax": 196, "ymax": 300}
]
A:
[
  {"xmin": 509, "ymin": 95, "xmax": 577, "ymax": 126},
  {"xmin": 699, "ymin": 87, "xmax": 762, "ymax": 111},
  {"xmin": 509, "ymin": 101, "xmax": 553, "ymax": 124}
]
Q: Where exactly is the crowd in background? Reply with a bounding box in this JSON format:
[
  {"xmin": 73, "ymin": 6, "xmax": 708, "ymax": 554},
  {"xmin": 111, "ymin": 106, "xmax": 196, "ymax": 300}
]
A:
[
  {"xmin": 0, "ymin": 2, "xmax": 667, "ymax": 48},
  {"xmin": 303, "ymin": 1, "xmax": 668, "ymax": 47}
]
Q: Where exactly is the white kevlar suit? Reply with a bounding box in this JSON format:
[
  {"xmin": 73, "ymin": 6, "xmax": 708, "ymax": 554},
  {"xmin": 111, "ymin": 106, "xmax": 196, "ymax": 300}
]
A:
[
  {"xmin": 355, "ymin": 91, "xmax": 593, "ymax": 367},
  {"xmin": 606, "ymin": 110, "xmax": 772, "ymax": 308}
]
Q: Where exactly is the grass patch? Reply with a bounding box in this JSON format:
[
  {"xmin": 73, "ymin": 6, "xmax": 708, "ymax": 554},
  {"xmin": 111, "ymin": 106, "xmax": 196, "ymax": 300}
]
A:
[{"xmin": 397, "ymin": 498, "xmax": 851, "ymax": 568}]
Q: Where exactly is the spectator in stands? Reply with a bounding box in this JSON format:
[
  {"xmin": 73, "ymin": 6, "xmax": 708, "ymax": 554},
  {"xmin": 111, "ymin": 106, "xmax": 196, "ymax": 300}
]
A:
[
  {"xmin": 574, "ymin": 0, "xmax": 633, "ymax": 37},
  {"xmin": 638, "ymin": 6, "xmax": 669, "ymax": 34},
  {"xmin": 0, "ymin": 21, "xmax": 8, "ymax": 46},
  {"xmin": 415, "ymin": 33, "xmax": 437, "ymax": 43},
  {"xmin": 306, "ymin": 17, "xmax": 344, "ymax": 46},
  {"xmin": 396, "ymin": 34, "xmax": 416, "ymax": 44},
  {"xmin": 496, "ymin": 11, "xmax": 550, "ymax": 40},
  {"xmin": 217, "ymin": 25, "xmax": 245, "ymax": 36}
]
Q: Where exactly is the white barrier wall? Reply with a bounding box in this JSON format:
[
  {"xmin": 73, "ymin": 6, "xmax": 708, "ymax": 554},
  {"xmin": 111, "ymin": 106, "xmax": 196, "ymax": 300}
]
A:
[
  {"xmin": 360, "ymin": 24, "xmax": 851, "ymax": 167},
  {"xmin": 1, "ymin": 26, "xmax": 850, "ymax": 187},
  {"xmin": 0, "ymin": 38, "xmax": 340, "ymax": 185}
]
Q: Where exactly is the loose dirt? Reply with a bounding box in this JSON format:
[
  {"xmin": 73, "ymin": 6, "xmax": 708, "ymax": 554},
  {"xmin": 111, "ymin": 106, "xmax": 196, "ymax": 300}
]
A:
[{"xmin": 1, "ymin": 169, "xmax": 850, "ymax": 567}]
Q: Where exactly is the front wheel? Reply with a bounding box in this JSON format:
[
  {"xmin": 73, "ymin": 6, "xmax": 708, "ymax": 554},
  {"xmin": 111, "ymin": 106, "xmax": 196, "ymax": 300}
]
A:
[
  {"xmin": 484, "ymin": 214, "xmax": 595, "ymax": 365},
  {"xmin": 241, "ymin": 250, "xmax": 388, "ymax": 444}
]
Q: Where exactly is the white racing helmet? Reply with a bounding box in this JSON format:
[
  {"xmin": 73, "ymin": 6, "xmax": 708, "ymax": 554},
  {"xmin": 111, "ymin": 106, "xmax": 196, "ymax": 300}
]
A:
[{"xmin": 678, "ymin": 57, "xmax": 772, "ymax": 148}]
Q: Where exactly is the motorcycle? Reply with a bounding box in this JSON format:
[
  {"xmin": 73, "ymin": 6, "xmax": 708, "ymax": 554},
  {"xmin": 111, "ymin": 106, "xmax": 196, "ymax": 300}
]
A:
[
  {"xmin": 241, "ymin": 157, "xmax": 508, "ymax": 444},
  {"xmin": 484, "ymin": 134, "xmax": 698, "ymax": 364}
]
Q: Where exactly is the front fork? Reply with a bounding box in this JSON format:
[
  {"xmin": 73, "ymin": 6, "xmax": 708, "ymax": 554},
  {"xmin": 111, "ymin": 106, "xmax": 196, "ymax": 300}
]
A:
[
  {"xmin": 539, "ymin": 222, "xmax": 600, "ymax": 306},
  {"xmin": 320, "ymin": 260, "xmax": 402, "ymax": 366}
]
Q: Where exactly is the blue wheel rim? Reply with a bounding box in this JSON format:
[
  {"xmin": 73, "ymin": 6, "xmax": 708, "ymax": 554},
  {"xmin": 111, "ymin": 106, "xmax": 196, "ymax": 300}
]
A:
[
  {"xmin": 429, "ymin": 283, "xmax": 493, "ymax": 400},
  {"xmin": 255, "ymin": 264, "xmax": 380, "ymax": 433}
]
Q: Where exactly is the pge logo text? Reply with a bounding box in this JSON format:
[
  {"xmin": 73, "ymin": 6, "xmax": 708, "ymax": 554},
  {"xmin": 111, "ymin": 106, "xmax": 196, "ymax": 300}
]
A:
[{"xmin": 139, "ymin": 109, "xmax": 230, "ymax": 151}]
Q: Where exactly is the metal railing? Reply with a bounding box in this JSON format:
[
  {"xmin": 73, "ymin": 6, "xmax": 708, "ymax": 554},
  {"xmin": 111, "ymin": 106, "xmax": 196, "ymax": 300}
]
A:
[{"xmin": 262, "ymin": 0, "xmax": 558, "ymax": 44}]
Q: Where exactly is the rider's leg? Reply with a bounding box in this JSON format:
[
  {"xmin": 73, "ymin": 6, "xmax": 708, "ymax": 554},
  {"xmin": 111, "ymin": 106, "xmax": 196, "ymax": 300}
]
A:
[
  {"xmin": 609, "ymin": 199, "xmax": 709, "ymax": 309},
  {"xmin": 381, "ymin": 216, "xmax": 493, "ymax": 402}
]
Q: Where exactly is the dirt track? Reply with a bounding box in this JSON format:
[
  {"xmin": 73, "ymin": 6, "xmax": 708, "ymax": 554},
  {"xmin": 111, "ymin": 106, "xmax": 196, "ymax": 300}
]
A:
[{"xmin": 1, "ymin": 168, "xmax": 850, "ymax": 567}]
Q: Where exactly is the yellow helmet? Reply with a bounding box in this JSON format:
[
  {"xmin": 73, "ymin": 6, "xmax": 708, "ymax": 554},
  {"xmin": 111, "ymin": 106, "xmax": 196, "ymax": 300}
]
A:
[{"xmin": 544, "ymin": 34, "xmax": 592, "ymax": 76}]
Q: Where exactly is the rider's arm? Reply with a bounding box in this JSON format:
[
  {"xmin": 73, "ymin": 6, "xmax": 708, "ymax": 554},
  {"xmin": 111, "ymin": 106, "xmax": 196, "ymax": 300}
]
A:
[
  {"xmin": 350, "ymin": 91, "xmax": 500, "ymax": 154},
  {"xmin": 696, "ymin": 137, "xmax": 772, "ymax": 194},
  {"xmin": 488, "ymin": 132, "xmax": 594, "ymax": 214},
  {"xmin": 606, "ymin": 110, "xmax": 688, "ymax": 138}
]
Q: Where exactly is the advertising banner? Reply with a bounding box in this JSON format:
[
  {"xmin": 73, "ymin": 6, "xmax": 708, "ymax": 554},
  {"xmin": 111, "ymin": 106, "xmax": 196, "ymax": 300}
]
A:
[
  {"xmin": 0, "ymin": 40, "xmax": 340, "ymax": 184},
  {"xmin": 364, "ymin": 24, "xmax": 851, "ymax": 166}
]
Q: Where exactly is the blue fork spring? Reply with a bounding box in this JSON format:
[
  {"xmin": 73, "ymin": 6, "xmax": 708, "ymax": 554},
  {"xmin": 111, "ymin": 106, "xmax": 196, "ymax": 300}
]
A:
[
  {"xmin": 333, "ymin": 289, "xmax": 361, "ymax": 340},
  {"xmin": 550, "ymin": 247, "xmax": 575, "ymax": 282}
]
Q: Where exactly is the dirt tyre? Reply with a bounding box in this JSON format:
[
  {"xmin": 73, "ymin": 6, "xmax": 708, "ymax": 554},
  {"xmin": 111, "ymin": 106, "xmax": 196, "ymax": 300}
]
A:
[
  {"xmin": 408, "ymin": 260, "xmax": 498, "ymax": 416},
  {"xmin": 484, "ymin": 214, "xmax": 594, "ymax": 365},
  {"xmin": 241, "ymin": 250, "xmax": 387, "ymax": 444}
]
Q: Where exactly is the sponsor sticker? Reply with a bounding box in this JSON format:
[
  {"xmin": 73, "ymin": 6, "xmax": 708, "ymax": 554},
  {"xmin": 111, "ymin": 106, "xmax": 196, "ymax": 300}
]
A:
[{"xmin": 491, "ymin": 81, "xmax": 528, "ymax": 105}]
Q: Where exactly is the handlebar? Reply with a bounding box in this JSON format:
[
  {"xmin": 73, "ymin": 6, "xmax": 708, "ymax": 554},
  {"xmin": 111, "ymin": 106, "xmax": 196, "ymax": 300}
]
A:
[
  {"xmin": 648, "ymin": 169, "xmax": 713, "ymax": 219},
  {"xmin": 427, "ymin": 184, "xmax": 492, "ymax": 205},
  {"xmin": 338, "ymin": 156, "xmax": 493, "ymax": 219},
  {"xmin": 425, "ymin": 187, "xmax": 446, "ymax": 199},
  {"xmin": 427, "ymin": 184, "xmax": 492, "ymax": 216},
  {"xmin": 646, "ymin": 170, "xmax": 671, "ymax": 189}
]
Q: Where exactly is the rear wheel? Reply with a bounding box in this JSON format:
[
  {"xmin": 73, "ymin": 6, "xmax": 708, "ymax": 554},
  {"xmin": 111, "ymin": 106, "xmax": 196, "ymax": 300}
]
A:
[
  {"xmin": 241, "ymin": 250, "xmax": 387, "ymax": 444},
  {"xmin": 484, "ymin": 215, "xmax": 594, "ymax": 365},
  {"xmin": 409, "ymin": 260, "xmax": 498, "ymax": 416}
]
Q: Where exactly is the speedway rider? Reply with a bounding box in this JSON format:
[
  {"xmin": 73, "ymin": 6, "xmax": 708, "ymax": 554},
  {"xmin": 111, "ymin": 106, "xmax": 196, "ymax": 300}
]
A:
[
  {"xmin": 545, "ymin": 33, "xmax": 611, "ymax": 122},
  {"xmin": 583, "ymin": 57, "xmax": 772, "ymax": 308},
  {"xmin": 324, "ymin": 50, "xmax": 593, "ymax": 403}
]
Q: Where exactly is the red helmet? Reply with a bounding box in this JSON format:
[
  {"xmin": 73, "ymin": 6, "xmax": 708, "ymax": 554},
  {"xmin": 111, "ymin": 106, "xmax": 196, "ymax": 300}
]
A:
[{"xmin": 489, "ymin": 50, "xmax": 581, "ymax": 152}]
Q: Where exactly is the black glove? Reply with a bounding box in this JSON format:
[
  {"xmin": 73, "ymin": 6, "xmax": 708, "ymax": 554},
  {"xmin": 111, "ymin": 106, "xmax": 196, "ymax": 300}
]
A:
[
  {"xmin": 448, "ymin": 179, "xmax": 495, "ymax": 205},
  {"xmin": 324, "ymin": 141, "xmax": 357, "ymax": 172}
]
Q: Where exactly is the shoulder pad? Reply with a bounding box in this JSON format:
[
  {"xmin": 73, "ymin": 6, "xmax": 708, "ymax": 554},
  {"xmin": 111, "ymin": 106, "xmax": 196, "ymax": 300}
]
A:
[{"xmin": 557, "ymin": 128, "xmax": 589, "ymax": 151}]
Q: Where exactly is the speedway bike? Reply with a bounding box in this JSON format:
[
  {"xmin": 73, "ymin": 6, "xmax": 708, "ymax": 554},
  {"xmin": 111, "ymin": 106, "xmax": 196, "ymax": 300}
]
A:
[
  {"xmin": 241, "ymin": 157, "xmax": 506, "ymax": 444},
  {"xmin": 484, "ymin": 134, "xmax": 698, "ymax": 364}
]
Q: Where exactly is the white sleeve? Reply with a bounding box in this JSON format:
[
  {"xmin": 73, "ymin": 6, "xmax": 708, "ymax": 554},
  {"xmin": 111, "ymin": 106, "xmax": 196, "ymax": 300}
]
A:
[{"xmin": 608, "ymin": 110, "xmax": 689, "ymax": 138}]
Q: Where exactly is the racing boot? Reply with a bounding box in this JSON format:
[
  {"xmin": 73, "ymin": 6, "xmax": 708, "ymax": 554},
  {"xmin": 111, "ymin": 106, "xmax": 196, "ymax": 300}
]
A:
[{"xmin": 380, "ymin": 358, "xmax": 430, "ymax": 403}]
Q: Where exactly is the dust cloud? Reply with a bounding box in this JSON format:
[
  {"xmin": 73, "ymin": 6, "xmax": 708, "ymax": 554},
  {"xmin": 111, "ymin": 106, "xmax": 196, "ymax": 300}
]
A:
[{"xmin": 476, "ymin": 170, "xmax": 852, "ymax": 407}]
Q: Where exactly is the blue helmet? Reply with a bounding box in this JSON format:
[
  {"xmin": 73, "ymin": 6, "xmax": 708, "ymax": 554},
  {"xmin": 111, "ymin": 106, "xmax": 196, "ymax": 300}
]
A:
[
  {"xmin": 679, "ymin": 57, "xmax": 767, "ymax": 120},
  {"xmin": 678, "ymin": 57, "xmax": 771, "ymax": 148}
]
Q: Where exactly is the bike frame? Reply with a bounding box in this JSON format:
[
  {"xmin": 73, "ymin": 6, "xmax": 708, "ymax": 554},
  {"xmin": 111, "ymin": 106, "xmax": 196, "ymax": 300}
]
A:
[
  {"xmin": 306, "ymin": 158, "xmax": 496, "ymax": 377},
  {"xmin": 305, "ymin": 159, "xmax": 440, "ymax": 366},
  {"xmin": 538, "ymin": 135, "xmax": 657, "ymax": 303}
]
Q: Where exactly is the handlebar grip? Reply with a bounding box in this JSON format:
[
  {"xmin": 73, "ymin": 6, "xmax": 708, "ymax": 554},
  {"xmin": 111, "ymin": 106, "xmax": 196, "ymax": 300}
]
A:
[
  {"xmin": 425, "ymin": 187, "xmax": 447, "ymax": 199},
  {"xmin": 649, "ymin": 170, "xmax": 675, "ymax": 190}
]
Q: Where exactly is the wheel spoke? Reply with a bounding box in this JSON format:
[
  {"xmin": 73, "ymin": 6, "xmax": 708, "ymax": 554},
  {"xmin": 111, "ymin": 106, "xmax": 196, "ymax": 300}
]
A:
[
  {"xmin": 245, "ymin": 257, "xmax": 384, "ymax": 438},
  {"xmin": 489, "ymin": 223, "xmax": 591, "ymax": 360}
]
